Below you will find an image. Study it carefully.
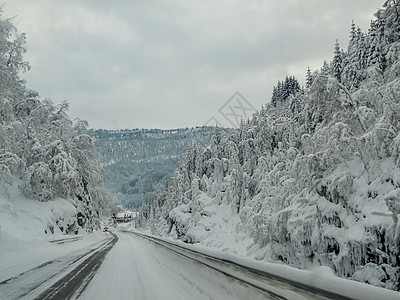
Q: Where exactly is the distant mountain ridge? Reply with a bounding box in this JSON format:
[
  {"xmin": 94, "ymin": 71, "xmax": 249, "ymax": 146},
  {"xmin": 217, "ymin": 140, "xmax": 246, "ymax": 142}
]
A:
[{"xmin": 89, "ymin": 127, "xmax": 217, "ymax": 209}]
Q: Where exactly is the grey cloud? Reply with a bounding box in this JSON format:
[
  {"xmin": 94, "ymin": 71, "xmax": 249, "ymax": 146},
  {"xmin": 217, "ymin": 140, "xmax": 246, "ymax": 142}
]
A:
[{"xmin": 4, "ymin": 0, "xmax": 384, "ymax": 129}]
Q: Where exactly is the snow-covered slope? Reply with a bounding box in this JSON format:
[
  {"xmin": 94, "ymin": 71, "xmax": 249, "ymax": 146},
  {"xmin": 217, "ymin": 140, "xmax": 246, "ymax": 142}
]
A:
[
  {"xmin": 0, "ymin": 182, "xmax": 77, "ymax": 242},
  {"xmin": 0, "ymin": 188, "xmax": 110, "ymax": 300}
]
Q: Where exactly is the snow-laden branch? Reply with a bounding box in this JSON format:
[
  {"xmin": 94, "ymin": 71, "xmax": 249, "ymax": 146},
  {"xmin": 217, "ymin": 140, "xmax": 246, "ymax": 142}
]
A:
[{"xmin": 336, "ymin": 81, "xmax": 368, "ymax": 133}]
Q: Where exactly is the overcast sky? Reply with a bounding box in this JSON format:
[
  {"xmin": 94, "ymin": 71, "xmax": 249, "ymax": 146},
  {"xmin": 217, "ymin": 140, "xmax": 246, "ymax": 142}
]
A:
[{"xmin": 4, "ymin": 0, "xmax": 383, "ymax": 129}]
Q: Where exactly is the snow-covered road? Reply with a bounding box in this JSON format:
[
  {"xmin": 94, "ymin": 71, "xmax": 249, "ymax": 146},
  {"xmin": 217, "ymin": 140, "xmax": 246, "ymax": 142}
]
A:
[{"xmin": 80, "ymin": 231, "xmax": 276, "ymax": 300}]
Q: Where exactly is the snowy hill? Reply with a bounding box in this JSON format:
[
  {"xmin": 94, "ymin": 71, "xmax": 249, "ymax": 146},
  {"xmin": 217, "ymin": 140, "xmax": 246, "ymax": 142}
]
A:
[
  {"xmin": 90, "ymin": 127, "xmax": 217, "ymax": 209},
  {"xmin": 138, "ymin": 1, "xmax": 400, "ymax": 291}
]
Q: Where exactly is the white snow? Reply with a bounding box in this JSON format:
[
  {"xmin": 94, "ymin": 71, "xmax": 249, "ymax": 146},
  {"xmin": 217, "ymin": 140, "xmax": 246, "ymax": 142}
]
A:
[
  {"xmin": 0, "ymin": 184, "xmax": 109, "ymax": 288},
  {"xmin": 167, "ymin": 193, "xmax": 252, "ymax": 255}
]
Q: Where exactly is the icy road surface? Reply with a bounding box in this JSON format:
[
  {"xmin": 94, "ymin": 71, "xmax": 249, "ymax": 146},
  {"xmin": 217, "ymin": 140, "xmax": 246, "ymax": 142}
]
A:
[{"xmin": 80, "ymin": 230, "xmax": 280, "ymax": 300}]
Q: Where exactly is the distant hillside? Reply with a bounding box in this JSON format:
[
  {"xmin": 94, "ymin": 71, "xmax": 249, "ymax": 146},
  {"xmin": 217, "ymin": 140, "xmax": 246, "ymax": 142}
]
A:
[{"xmin": 89, "ymin": 127, "xmax": 217, "ymax": 209}]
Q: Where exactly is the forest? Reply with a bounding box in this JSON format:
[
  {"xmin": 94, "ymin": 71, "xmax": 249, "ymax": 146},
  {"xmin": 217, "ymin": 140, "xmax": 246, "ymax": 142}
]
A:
[
  {"xmin": 90, "ymin": 127, "xmax": 216, "ymax": 209},
  {"xmin": 0, "ymin": 11, "xmax": 116, "ymax": 234},
  {"xmin": 138, "ymin": 1, "xmax": 400, "ymax": 290}
]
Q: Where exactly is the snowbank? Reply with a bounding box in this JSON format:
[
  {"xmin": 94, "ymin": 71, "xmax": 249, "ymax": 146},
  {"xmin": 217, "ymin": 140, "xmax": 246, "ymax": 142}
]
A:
[
  {"xmin": 132, "ymin": 229, "xmax": 400, "ymax": 300},
  {"xmin": 0, "ymin": 183, "xmax": 109, "ymax": 283}
]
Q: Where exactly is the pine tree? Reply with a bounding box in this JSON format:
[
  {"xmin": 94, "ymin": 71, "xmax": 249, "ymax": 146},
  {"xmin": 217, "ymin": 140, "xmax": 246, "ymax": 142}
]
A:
[
  {"xmin": 342, "ymin": 25, "xmax": 360, "ymax": 89},
  {"xmin": 276, "ymin": 80, "xmax": 283, "ymax": 104},
  {"xmin": 306, "ymin": 67, "xmax": 313, "ymax": 88},
  {"xmin": 331, "ymin": 40, "xmax": 343, "ymax": 81},
  {"xmin": 321, "ymin": 60, "xmax": 331, "ymax": 75},
  {"xmin": 271, "ymin": 86, "xmax": 278, "ymax": 106},
  {"xmin": 271, "ymin": 76, "xmax": 301, "ymax": 105},
  {"xmin": 366, "ymin": 15, "xmax": 387, "ymax": 70},
  {"xmin": 348, "ymin": 20, "xmax": 357, "ymax": 51},
  {"xmin": 382, "ymin": 0, "xmax": 400, "ymax": 43},
  {"xmin": 283, "ymin": 76, "xmax": 290, "ymax": 99},
  {"xmin": 356, "ymin": 29, "xmax": 368, "ymax": 71}
]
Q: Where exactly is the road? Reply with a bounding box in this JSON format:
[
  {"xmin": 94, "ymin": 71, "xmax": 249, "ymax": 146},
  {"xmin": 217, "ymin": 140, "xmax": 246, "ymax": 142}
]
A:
[
  {"xmin": 0, "ymin": 230, "xmax": 334, "ymax": 299},
  {"xmin": 80, "ymin": 231, "xmax": 276, "ymax": 300}
]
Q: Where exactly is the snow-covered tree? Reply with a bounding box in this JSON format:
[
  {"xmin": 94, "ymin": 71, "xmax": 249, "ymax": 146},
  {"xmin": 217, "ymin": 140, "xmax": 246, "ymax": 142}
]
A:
[
  {"xmin": 271, "ymin": 75, "xmax": 301, "ymax": 106},
  {"xmin": 331, "ymin": 40, "xmax": 343, "ymax": 81},
  {"xmin": 306, "ymin": 67, "xmax": 313, "ymax": 89}
]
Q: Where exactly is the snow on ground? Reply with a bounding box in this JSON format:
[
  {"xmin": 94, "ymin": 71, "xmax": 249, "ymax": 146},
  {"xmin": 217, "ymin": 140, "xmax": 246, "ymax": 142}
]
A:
[{"xmin": 0, "ymin": 184, "xmax": 109, "ymax": 284}]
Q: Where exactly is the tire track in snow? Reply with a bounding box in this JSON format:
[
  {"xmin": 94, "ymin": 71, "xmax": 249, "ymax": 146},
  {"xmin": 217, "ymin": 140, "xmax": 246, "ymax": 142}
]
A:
[
  {"xmin": 0, "ymin": 245, "xmax": 100, "ymax": 299},
  {"xmin": 35, "ymin": 233, "xmax": 118, "ymax": 300}
]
